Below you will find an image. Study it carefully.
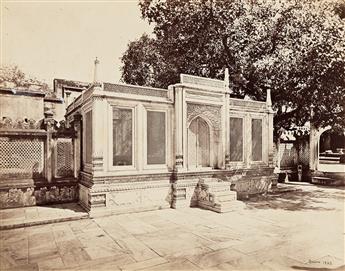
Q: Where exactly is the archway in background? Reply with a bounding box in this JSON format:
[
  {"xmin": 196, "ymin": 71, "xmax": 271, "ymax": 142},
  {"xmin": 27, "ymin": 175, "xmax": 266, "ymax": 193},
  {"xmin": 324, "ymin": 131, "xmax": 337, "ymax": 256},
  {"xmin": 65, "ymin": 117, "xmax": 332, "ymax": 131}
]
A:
[{"xmin": 319, "ymin": 129, "xmax": 345, "ymax": 165}]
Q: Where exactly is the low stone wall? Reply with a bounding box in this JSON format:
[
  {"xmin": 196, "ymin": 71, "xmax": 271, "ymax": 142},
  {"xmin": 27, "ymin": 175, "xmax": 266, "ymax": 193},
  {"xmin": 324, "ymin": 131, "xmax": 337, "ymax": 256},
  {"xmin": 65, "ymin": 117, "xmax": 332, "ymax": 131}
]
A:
[
  {"xmin": 0, "ymin": 179, "xmax": 78, "ymax": 209},
  {"xmin": 231, "ymin": 176, "xmax": 274, "ymax": 199}
]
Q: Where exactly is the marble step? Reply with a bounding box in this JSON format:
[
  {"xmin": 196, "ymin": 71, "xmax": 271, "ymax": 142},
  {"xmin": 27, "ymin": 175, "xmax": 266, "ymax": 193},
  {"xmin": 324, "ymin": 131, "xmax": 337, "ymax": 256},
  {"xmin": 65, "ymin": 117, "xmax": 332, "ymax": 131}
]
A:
[
  {"xmin": 214, "ymin": 192, "xmax": 237, "ymax": 203},
  {"xmin": 198, "ymin": 199, "xmax": 245, "ymax": 213},
  {"xmin": 311, "ymin": 176, "xmax": 339, "ymax": 185},
  {"xmin": 220, "ymin": 201, "xmax": 246, "ymax": 212}
]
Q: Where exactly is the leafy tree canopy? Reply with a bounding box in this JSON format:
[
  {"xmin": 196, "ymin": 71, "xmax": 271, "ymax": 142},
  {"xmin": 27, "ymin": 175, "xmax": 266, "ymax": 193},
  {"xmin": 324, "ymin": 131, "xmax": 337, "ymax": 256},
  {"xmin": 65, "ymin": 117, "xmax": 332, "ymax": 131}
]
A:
[
  {"xmin": 0, "ymin": 65, "xmax": 49, "ymax": 91},
  {"xmin": 121, "ymin": 0, "xmax": 345, "ymax": 132}
]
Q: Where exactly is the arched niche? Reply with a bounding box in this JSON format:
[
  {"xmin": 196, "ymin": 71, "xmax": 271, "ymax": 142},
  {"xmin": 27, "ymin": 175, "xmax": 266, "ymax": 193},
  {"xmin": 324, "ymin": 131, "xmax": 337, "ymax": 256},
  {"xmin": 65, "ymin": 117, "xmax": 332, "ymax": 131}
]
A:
[{"xmin": 187, "ymin": 116, "xmax": 213, "ymax": 169}]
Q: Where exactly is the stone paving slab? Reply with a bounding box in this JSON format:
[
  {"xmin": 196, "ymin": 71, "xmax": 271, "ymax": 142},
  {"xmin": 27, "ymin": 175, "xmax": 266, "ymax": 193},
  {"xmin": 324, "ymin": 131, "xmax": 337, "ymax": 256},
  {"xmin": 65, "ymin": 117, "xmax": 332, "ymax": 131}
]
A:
[
  {"xmin": 0, "ymin": 203, "xmax": 89, "ymax": 230},
  {"xmin": 0, "ymin": 184, "xmax": 344, "ymax": 271}
]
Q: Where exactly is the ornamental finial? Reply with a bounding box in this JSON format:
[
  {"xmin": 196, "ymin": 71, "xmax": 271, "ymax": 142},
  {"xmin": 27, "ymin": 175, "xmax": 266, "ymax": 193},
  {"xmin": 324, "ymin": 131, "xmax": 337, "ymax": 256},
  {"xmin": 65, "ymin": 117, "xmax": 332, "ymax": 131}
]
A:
[
  {"xmin": 93, "ymin": 57, "xmax": 100, "ymax": 83},
  {"xmin": 266, "ymin": 88, "xmax": 272, "ymax": 109},
  {"xmin": 224, "ymin": 68, "xmax": 229, "ymax": 90}
]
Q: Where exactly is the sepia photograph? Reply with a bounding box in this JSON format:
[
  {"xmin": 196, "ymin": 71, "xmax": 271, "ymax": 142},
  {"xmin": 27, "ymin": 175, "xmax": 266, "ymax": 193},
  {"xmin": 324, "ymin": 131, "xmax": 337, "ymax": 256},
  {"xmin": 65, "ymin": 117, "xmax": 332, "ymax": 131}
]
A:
[{"xmin": 0, "ymin": 0, "xmax": 344, "ymax": 270}]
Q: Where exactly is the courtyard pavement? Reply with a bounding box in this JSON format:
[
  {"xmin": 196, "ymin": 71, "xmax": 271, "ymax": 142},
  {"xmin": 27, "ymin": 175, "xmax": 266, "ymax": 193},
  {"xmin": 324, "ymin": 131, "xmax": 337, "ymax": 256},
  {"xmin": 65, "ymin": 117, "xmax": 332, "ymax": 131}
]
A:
[{"xmin": 1, "ymin": 183, "xmax": 344, "ymax": 271}]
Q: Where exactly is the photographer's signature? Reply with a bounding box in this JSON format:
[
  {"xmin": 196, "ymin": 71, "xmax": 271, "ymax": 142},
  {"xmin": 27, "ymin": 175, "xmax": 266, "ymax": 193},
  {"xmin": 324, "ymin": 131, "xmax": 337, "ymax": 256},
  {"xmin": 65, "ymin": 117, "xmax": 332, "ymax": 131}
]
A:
[{"xmin": 308, "ymin": 259, "xmax": 333, "ymax": 265}]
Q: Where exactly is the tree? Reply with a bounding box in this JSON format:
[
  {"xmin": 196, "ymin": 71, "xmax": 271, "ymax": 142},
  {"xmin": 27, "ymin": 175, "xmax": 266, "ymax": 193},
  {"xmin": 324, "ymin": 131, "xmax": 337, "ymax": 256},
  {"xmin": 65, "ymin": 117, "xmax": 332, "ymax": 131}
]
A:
[
  {"xmin": 121, "ymin": 0, "xmax": 345, "ymax": 132},
  {"xmin": 0, "ymin": 65, "xmax": 48, "ymax": 91},
  {"xmin": 121, "ymin": 34, "xmax": 179, "ymax": 88}
]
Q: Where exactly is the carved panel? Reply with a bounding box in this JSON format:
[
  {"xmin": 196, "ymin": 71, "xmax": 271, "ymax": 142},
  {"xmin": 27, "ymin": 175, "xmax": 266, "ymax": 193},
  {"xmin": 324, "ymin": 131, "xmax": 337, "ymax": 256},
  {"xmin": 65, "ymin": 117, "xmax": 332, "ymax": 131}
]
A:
[
  {"xmin": 104, "ymin": 83, "xmax": 168, "ymax": 98},
  {"xmin": 181, "ymin": 74, "xmax": 224, "ymax": 89},
  {"xmin": 0, "ymin": 185, "xmax": 78, "ymax": 209},
  {"xmin": 90, "ymin": 194, "xmax": 106, "ymax": 207},
  {"xmin": 0, "ymin": 117, "xmax": 41, "ymax": 130},
  {"xmin": 230, "ymin": 99, "xmax": 266, "ymax": 110},
  {"xmin": 34, "ymin": 186, "xmax": 77, "ymax": 204},
  {"xmin": 0, "ymin": 188, "xmax": 36, "ymax": 208},
  {"xmin": 187, "ymin": 103, "xmax": 221, "ymax": 130}
]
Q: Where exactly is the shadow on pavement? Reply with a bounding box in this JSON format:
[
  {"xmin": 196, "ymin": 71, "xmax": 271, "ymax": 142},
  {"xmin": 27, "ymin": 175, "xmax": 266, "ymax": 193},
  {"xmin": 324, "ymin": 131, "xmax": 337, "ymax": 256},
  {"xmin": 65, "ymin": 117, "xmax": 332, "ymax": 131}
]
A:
[{"xmin": 243, "ymin": 188, "xmax": 344, "ymax": 211}]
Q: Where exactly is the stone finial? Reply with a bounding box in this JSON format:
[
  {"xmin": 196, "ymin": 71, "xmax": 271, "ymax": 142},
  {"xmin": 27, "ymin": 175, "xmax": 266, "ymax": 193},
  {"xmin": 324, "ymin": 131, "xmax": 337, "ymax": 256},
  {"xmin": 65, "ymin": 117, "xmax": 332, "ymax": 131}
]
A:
[
  {"xmin": 224, "ymin": 68, "xmax": 229, "ymax": 91},
  {"xmin": 310, "ymin": 104, "xmax": 315, "ymax": 118},
  {"xmin": 266, "ymin": 88, "xmax": 272, "ymax": 108},
  {"xmin": 93, "ymin": 57, "xmax": 100, "ymax": 83}
]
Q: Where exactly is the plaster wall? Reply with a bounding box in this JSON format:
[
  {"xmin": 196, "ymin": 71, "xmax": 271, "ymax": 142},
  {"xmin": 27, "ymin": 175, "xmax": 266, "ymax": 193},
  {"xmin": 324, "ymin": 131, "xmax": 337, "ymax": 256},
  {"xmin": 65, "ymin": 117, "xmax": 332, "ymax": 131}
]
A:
[
  {"xmin": 44, "ymin": 101, "xmax": 65, "ymax": 121},
  {"xmin": 0, "ymin": 94, "xmax": 44, "ymax": 121}
]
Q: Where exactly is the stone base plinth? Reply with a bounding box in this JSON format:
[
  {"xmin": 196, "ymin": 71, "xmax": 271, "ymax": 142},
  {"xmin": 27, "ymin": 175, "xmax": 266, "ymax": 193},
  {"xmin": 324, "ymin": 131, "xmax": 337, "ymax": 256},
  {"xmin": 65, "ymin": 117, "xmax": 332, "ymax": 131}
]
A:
[
  {"xmin": 0, "ymin": 178, "xmax": 78, "ymax": 209},
  {"xmin": 77, "ymin": 167, "xmax": 276, "ymax": 215},
  {"xmin": 78, "ymin": 179, "xmax": 172, "ymax": 216}
]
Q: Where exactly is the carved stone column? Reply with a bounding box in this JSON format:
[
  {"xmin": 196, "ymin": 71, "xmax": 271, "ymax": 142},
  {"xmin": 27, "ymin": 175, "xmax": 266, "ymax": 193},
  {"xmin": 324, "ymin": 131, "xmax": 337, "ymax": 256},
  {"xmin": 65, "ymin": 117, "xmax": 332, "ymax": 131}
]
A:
[
  {"xmin": 224, "ymin": 92, "xmax": 230, "ymax": 169},
  {"xmin": 266, "ymin": 88, "xmax": 275, "ymax": 167},
  {"xmin": 224, "ymin": 69, "xmax": 230, "ymax": 169},
  {"xmin": 267, "ymin": 111, "xmax": 275, "ymax": 167},
  {"xmin": 72, "ymin": 114, "xmax": 82, "ymax": 178},
  {"xmin": 91, "ymin": 95, "xmax": 105, "ymax": 173},
  {"xmin": 309, "ymin": 124, "xmax": 319, "ymax": 171},
  {"xmin": 175, "ymin": 86, "xmax": 184, "ymax": 170},
  {"xmin": 44, "ymin": 110, "xmax": 55, "ymax": 183}
]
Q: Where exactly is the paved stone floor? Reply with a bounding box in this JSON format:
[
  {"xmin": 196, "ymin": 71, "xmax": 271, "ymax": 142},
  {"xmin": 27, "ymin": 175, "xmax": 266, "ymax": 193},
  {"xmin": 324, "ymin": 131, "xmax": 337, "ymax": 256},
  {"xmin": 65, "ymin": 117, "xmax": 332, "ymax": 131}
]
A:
[
  {"xmin": 0, "ymin": 204, "xmax": 88, "ymax": 230},
  {"xmin": 1, "ymin": 183, "xmax": 344, "ymax": 271}
]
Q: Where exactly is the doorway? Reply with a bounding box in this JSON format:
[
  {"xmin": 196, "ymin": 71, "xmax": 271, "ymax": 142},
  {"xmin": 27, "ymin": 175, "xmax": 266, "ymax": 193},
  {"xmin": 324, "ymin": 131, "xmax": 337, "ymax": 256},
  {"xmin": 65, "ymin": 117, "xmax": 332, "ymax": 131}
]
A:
[{"xmin": 188, "ymin": 117, "xmax": 211, "ymax": 169}]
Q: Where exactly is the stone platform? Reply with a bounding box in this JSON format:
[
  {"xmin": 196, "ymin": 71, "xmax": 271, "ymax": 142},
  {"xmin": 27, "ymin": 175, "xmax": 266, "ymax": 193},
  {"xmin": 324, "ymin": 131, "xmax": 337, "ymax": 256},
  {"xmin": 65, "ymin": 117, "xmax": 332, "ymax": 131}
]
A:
[
  {"xmin": 0, "ymin": 184, "xmax": 344, "ymax": 271},
  {"xmin": 0, "ymin": 203, "xmax": 88, "ymax": 230}
]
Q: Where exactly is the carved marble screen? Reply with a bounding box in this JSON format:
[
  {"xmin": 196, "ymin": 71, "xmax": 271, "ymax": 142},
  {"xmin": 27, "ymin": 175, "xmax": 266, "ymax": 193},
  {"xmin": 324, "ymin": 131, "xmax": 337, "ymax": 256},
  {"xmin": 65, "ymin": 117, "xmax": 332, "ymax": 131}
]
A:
[
  {"xmin": 147, "ymin": 111, "xmax": 166, "ymax": 165},
  {"xmin": 230, "ymin": 117, "xmax": 243, "ymax": 162},
  {"xmin": 113, "ymin": 108, "xmax": 133, "ymax": 166},
  {"xmin": 252, "ymin": 119, "xmax": 263, "ymax": 161}
]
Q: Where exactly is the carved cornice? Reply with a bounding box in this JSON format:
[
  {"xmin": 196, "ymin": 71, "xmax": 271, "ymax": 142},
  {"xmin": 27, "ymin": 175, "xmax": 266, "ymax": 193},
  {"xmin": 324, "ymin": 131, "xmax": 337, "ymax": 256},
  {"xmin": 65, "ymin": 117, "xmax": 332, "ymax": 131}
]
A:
[{"xmin": 104, "ymin": 83, "xmax": 168, "ymax": 98}]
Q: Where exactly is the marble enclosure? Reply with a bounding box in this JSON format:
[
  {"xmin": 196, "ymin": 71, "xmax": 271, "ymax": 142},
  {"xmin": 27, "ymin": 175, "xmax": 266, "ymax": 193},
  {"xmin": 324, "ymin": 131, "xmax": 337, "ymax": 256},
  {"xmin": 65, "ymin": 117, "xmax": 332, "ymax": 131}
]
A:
[{"xmin": 65, "ymin": 70, "xmax": 276, "ymax": 215}]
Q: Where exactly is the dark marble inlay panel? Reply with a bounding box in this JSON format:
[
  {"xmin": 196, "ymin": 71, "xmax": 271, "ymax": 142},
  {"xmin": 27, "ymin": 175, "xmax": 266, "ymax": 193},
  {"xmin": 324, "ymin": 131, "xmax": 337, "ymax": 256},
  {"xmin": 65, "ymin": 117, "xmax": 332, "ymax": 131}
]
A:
[
  {"xmin": 252, "ymin": 119, "xmax": 262, "ymax": 161},
  {"xmin": 230, "ymin": 117, "xmax": 243, "ymax": 162}
]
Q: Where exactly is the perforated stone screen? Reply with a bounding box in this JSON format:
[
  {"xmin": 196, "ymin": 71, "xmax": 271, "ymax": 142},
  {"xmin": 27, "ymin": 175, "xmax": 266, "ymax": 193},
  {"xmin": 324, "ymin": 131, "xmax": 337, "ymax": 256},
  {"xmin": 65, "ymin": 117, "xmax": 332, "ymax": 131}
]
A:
[
  {"xmin": 0, "ymin": 137, "xmax": 44, "ymax": 179},
  {"xmin": 55, "ymin": 138, "xmax": 73, "ymax": 178}
]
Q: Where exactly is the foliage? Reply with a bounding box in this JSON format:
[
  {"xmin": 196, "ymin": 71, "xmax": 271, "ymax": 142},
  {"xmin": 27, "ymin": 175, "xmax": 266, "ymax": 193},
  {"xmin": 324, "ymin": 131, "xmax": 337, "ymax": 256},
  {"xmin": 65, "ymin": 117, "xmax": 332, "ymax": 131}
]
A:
[
  {"xmin": 121, "ymin": 0, "xmax": 345, "ymax": 131},
  {"xmin": 0, "ymin": 65, "xmax": 48, "ymax": 91}
]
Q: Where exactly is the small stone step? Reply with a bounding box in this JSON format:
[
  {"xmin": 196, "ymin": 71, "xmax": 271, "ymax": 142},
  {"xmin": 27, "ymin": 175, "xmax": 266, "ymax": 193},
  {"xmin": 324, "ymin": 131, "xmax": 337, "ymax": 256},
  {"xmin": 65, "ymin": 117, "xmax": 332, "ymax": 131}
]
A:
[
  {"xmin": 215, "ymin": 193, "xmax": 237, "ymax": 202},
  {"xmin": 312, "ymin": 176, "xmax": 336, "ymax": 185},
  {"xmin": 192, "ymin": 178, "xmax": 242, "ymax": 213},
  {"xmin": 220, "ymin": 201, "xmax": 246, "ymax": 212},
  {"xmin": 198, "ymin": 200, "xmax": 245, "ymax": 213}
]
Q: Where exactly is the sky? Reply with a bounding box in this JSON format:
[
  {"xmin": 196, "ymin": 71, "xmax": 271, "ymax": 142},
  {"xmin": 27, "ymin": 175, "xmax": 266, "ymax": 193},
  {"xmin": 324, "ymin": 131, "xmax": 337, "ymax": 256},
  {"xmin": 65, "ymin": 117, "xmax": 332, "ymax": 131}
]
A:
[{"xmin": 1, "ymin": 0, "xmax": 153, "ymax": 86}]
